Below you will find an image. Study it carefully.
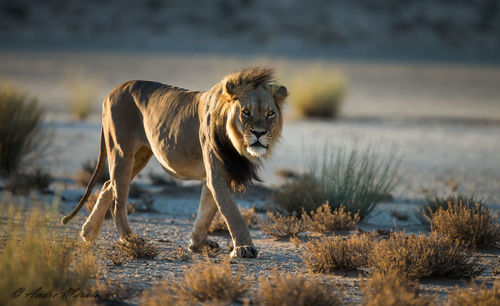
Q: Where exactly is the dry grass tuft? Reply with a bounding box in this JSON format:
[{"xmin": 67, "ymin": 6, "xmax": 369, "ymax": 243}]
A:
[
  {"xmin": 369, "ymin": 232, "xmax": 480, "ymax": 279},
  {"xmin": 114, "ymin": 234, "xmax": 160, "ymax": 260},
  {"xmin": 209, "ymin": 206, "xmax": 261, "ymax": 233},
  {"xmin": 291, "ymin": 69, "xmax": 347, "ymax": 118},
  {"xmin": 448, "ymin": 281, "xmax": 500, "ymax": 306},
  {"xmin": 74, "ymin": 158, "xmax": 109, "ymax": 186},
  {"xmin": 257, "ymin": 270, "xmax": 343, "ymax": 306},
  {"xmin": 0, "ymin": 82, "xmax": 46, "ymax": 177},
  {"xmin": 105, "ymin": 248, "xmax": 129, "ymax": 266},
  {"xmin": 0, "ymin": 204, "xmax": 97, "ymax": 306},
  {"xmin": 427, "ymin": 201, "xmax": 500, "ymax": 249},
  {"xmin": 361, "ymin": 271, "xmax": 434, "ymax": 306},
  {"xmin": 259, "ymin": 211, "xmax": 308, "ymax": 239},
  {"xmin": 141, "ymin": 260, "xmax": 249, "ymax": 305},
  {"xmin": 418, "ymin": 194, "xmax": 481, "ymax": 225},
  {"xmin": 303, "ymin": 202, "xmax": 360, "ymax": 233},
  {"xmin": 302, "ymin": 234, "xmax": 374, "ymax": 273}
]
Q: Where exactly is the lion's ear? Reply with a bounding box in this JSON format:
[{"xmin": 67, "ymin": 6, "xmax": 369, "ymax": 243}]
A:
[
  {"xmin": 224, "ymin": 81, "xmax": 237, "ymax": 100},
  {"xmin": 272, "ymin": 85, "xmax": 288, "ymax": 104}
]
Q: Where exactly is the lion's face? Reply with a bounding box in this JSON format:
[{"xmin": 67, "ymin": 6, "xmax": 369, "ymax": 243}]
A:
[{"xmin": 225, "ymin": 85, "xmax": 288, "ymax": 160}]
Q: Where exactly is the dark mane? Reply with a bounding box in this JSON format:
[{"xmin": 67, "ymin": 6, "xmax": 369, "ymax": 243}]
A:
[{"xmin": 212, "ymin": 117, "xmax": 261, "ymax": 192}]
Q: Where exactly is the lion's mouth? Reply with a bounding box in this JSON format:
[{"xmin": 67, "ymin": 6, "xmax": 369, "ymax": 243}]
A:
[{"xmin": 250, "ymin": 142, "xmax": 268, "ymax": 149}]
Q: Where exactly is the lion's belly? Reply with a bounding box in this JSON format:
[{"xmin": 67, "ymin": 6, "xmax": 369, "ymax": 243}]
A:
[
  {"xmin": 153, "ymin": 144, "xmax": 206, "ymax": 180},
  {"xmin": 146, "ymin": 126, "xmax": 206, "ymax": 181}
]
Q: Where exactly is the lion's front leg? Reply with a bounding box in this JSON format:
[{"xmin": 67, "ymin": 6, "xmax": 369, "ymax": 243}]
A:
[
  {"xmin": 206, "ymin": 177, "xmax": 257, "ymax": 258},
  {"xmin": 189, "ymin": 183, "xmax": 220, "ymax": 252}
]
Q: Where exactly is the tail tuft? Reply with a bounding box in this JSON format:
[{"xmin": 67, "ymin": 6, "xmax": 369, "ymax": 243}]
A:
[{"xmin": 61, "ymin": 215, "xmax": 72, "ymax": 225}]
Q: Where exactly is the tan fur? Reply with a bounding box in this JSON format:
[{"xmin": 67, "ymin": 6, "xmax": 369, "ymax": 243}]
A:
[{"xmin": 62, "ymin": 67, "xmax": 287, "ymax": 258}]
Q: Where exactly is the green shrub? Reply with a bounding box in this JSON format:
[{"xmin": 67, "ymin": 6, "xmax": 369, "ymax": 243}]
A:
[
  {"xmin": 291, "ymin": 70, "xmax": 347, "ymax": 118},
  {"xmin": 273, "ymin": 146, "xmax": 399, "ymax": 219},
  {"xmin": 0, "ymin": 83, "xmax": 45, "ymax": 177}
]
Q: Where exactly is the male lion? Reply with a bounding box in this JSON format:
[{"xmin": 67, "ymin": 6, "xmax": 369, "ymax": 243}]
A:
[{"xmin": 61, "ymin": 67, "xmax": 288, "ymax": 258}]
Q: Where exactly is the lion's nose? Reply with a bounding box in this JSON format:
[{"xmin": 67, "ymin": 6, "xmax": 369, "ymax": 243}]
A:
[{"xmin": 251, "ymin": 129, "xmax": 267, "ymax": 138}]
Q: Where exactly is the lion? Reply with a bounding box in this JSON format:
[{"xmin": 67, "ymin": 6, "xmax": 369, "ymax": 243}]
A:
[{"xmin": 61, "ymin": 67, "xmax": 288, "ymax": 258}]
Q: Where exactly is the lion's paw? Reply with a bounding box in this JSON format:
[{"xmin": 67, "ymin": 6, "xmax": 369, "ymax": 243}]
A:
[
  {"xmin": 188, "ymin": 239, "xmax": 220, "ymax": 252},
  {"xmin": 81, "ymin": 221, "xmax": 100, "ymax": 243},
  {"xmin": 230, "ymin": 245, "xmax": 258, "ymax": 258}
]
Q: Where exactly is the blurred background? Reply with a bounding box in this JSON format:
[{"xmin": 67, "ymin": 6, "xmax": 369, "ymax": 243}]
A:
[
  {"xmin": 1, "ymin": 0, "xmax": 499, "ymax": 210},
  {"xmin": 1, "ymin": 0, "xmax": 499, "ymax": 59}
]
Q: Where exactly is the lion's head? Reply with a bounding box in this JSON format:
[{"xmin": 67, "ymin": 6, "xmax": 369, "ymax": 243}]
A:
[
  {"xmin": 222, "ymin": 67, "xmax": 288, "ymax": 160},
  {"xmin": 208, "ymin": 67, "xmax": 288, "ymax": 191}
]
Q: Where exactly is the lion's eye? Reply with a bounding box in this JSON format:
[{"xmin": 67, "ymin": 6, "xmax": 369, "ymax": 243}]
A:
[
  {"xmin": 267, "ymin": 110, "xmax": 275, "ymax": 117},
  {"xmin": 242, "ymin": 109, "xmax": 250, "ymax": 116}
]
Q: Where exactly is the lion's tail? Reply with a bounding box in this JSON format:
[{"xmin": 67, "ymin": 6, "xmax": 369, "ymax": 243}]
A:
[{"xmin": 61, "ymin": 127, "xmax": 107, "ymax": 225}]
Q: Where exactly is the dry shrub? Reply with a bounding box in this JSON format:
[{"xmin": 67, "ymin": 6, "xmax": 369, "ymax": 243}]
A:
[
  {"xmin": 93, "ymin": 279, "xmax": 135, "ymax": 303},
  {"xmin": 209, "ymin": 206, "xmax": 261, "ymax": 233},
  {"xmin": 149, "ymin": 172, "xmax": 178, "ymax": 186},
  {"xmin": 0, "ymin": 205, "xmax": 97, "ymax": 306},
  {"xmin": 66, "ymin": 77, "xmax": 96, "ymax": 120},
  {"xmin": 369, "ymin": 232, "xmax": 480, "ymax": 279},
  {"xmin": 303, "ymin": 202, "xmax": 360, "ymax": 233},
  {"xmin": 257, "ymin": 270, "xmax": 343, "ymax": 306},
  {"xmin": 113, "ymin": 234, "xmax": 160, "ymax": 260},
  {"xmin": 361, "ymin": 271, "xmax": 434, "ymax": 306},
  {"xmin": 259, "ymin": 212, "xmax": 308, "ymax": 239},
  {"xmin": 0, "ymin": 82, "xmax": 46, "ymax": 177},
  {"xmin": 428, "ymin": 201, "xmax": 500, "ymax": 249},
  {"xmin": 74, "ymin": 159, "xmax": 109, "ymax": 186},
  {"xmin": 5, "ymin": 169, "xmax": 52, "ymax": 195},
  {"xmin": 141, "ymin": 260, "xmax": 249, "ymax": 305},
  {"xmin": 390, "ymin": 209, "xmax": 410, "ymax": 222},
  {"xmin": 302, "ymin": 234, "xmax": 374, "ymax": 273},
  {"xmin": 272, "ymin": 174, "xmax": 324, "ymax": 216},
  {"xmin": 129, "ymin": 193, "xmax": 157, "ymax": 213},
  {"xmin": 291, "ymin": 69, "xmax": 347, "ymax": 118},
  {"xmin": 448, "ymin": 281, "xmax": 500, "ymax": 306},
  {"xmin": 128, "ymin": 182, "xmax": 148, "ymax": 198},
  {"xmin": 418, "ymin": 194, "xmax": 480, "ymax": 225}
]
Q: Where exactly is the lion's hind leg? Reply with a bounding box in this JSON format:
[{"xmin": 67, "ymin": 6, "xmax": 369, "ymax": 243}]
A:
[
  {"xmin": 108, "ymin": 152, "xmax": 136, "ymax": 242},
  {"xmin": 81, "ymin": 180, "xmax": 114, "ymax": 242}
]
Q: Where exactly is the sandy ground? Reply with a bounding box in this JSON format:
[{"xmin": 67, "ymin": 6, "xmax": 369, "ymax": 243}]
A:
[{"xmin": 1, "ymin": 51, "xmax": 500, "ymax": 304}]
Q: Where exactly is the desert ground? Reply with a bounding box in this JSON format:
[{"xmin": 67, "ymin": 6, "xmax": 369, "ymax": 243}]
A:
[{"xmin": 1, "ymin": 49, "xmax": 500, "ymax": 305}]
